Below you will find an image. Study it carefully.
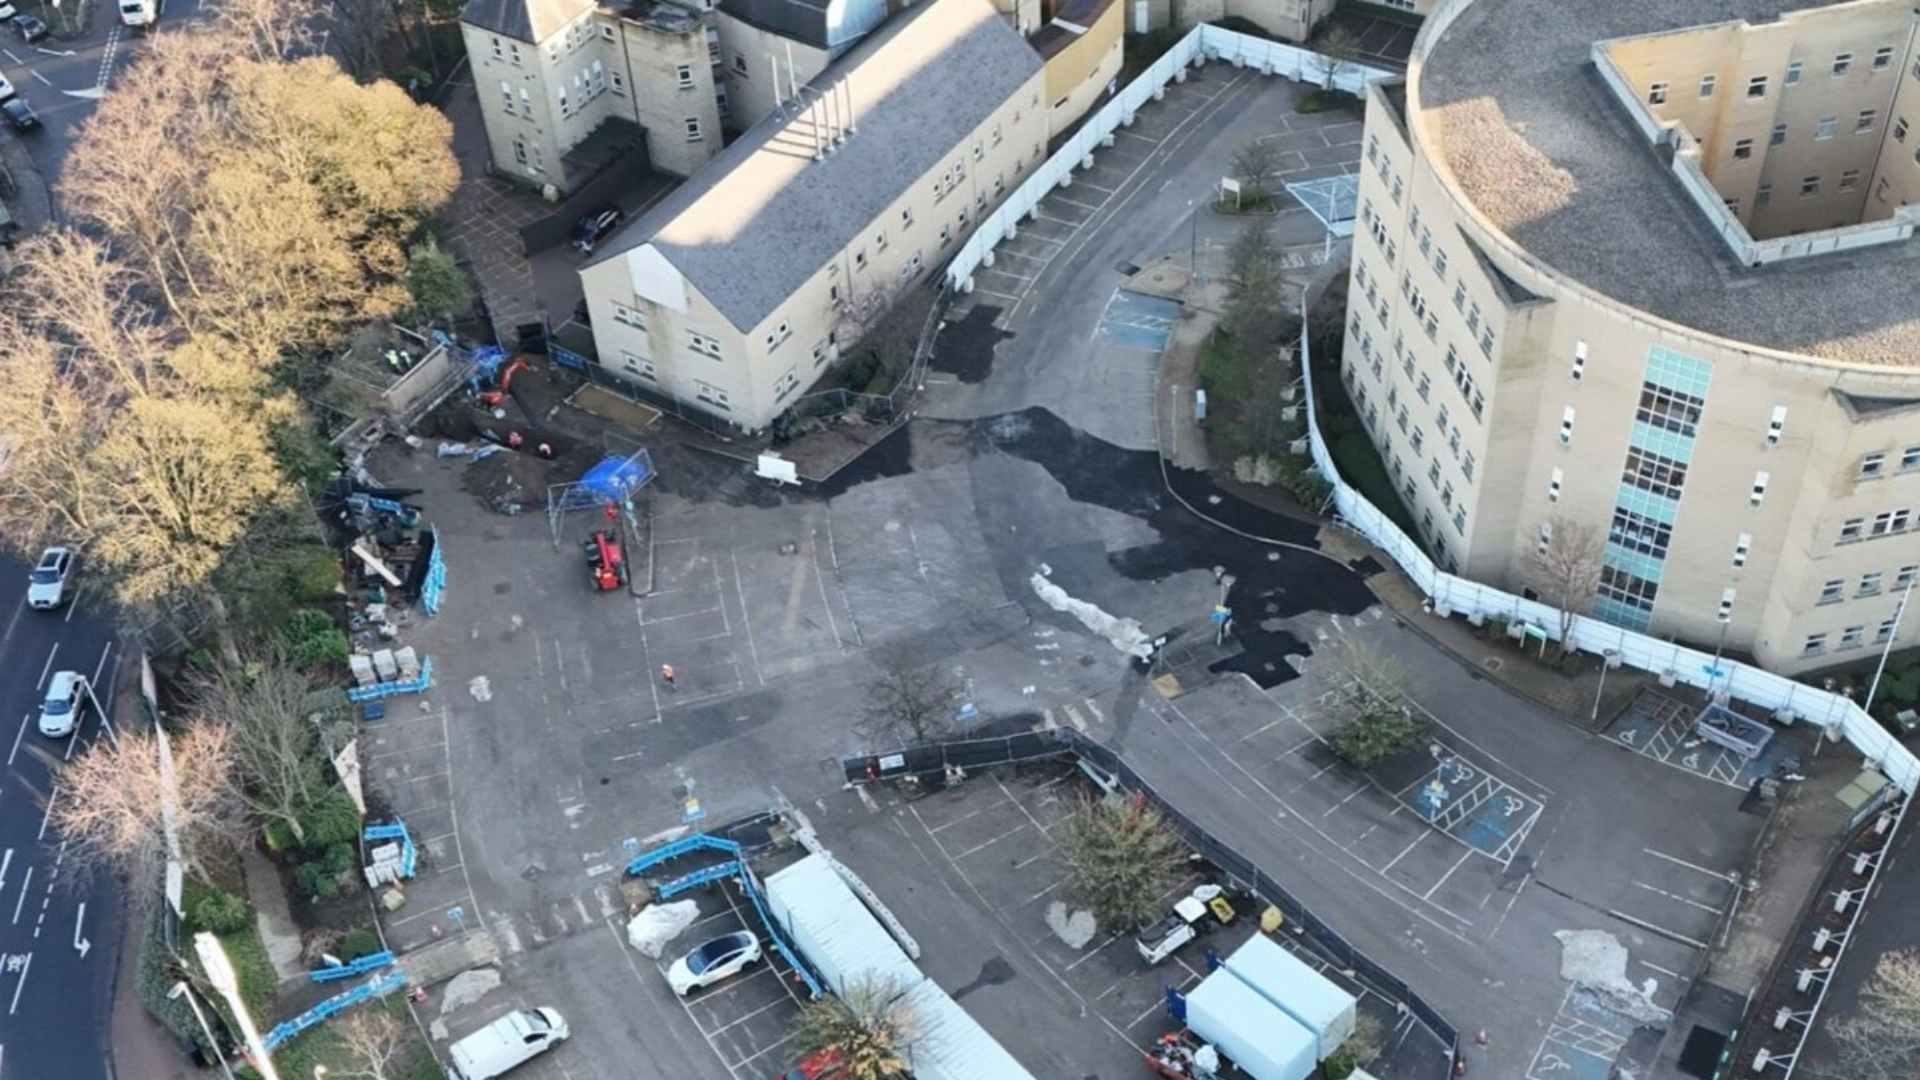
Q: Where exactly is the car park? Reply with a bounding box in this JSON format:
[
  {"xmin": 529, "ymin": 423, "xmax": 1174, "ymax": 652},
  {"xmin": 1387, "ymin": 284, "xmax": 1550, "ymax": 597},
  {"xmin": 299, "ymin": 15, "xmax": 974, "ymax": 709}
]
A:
[
  {"xmin": 39, "ymin": 671, "xmax": 85, "ymax": 738},
  {"xmin": 570, "ymin": 204, "xmax": 624, "ymax": 254},
  {"xmin": 12, "ymin": 13, "xmax": 45, "ymax": 41},
  {"xmin": 666, "ymin": 930, "xmax": 763, "ymax": 995},
  {"xmin": 27, "ymin": 547, "xmax": 71, "ymax": 608},
  {"xmin": 447, "ymin": 1008, "xmax": 569, "ymax": 1080}
]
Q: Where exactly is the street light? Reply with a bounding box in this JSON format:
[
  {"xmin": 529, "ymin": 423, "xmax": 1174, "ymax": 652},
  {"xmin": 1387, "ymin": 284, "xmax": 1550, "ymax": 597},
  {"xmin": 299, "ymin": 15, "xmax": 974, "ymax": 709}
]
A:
[
  {"xmin": 168, "ymin": 981, "xmax": 238, "ymax": 1080},
  {"xmin": 1590, "ymin": 649, "xmax": 1621, "ymax": 724},
  {"xmin": 195, "ymin": 932, "xmax": 283, "ymax": 1080}
]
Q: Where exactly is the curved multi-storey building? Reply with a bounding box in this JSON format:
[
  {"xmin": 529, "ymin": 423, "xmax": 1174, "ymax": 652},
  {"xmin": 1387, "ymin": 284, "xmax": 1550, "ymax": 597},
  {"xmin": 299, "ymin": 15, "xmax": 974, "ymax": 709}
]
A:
[{"xmin": 1343, "ymin": 0, "xmax": 1920, "ymax": 674}]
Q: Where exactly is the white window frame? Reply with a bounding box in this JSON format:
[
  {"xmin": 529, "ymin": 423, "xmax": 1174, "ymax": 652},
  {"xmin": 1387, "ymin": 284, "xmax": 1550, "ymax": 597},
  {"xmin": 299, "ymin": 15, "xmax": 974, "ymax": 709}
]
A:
[
  {"xmin": 612, "ymin": 302, "xmax": 646, "ymax": 329},
  {"xmin": 684, "ymin": 117, "xmax": 704, "ymax": 142}
]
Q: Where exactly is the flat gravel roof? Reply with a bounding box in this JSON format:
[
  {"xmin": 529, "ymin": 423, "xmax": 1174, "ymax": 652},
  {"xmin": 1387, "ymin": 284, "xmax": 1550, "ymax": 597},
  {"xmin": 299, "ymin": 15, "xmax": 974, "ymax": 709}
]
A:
[{"xmin": 1415, "ymin": 0, "xmax": 1920, "ymax": 369}]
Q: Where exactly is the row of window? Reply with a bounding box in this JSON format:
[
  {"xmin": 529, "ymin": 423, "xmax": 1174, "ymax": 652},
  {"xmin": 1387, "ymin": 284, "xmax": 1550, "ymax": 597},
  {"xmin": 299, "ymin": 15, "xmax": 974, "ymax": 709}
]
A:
[
  {"xmin": 1804, "ymin": 616, "xmax": 1904, "ymax": 656},
  {"xmin": 1837, "ymin": 508, "xmax": 1914, "ymax": 544},
  {"xmin": 1860, "ymin": 445, "xmax": 1920, "ymax": 478},
  {"xmin": 1817, "ymin": 565, "xmax": 1918, "ymax": 605},
  {"xmin": 1646, "ymin": 43, "xmax": 1912, "ymax": 106}
]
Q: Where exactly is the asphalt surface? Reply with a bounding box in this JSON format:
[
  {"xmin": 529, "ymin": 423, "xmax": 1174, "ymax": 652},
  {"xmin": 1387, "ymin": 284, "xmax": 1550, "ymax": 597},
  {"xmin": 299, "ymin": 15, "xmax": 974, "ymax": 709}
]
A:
[{"xmin": 0, "ymin": 552, "xmax": 124, "ymax": 1080}]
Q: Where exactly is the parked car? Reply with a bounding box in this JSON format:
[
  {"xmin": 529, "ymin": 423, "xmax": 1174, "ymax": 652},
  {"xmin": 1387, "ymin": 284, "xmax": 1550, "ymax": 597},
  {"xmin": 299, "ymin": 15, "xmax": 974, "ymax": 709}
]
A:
[
  {"xmin": 666, "ymin": 930, "xmax": 763, "ymax": 995},
  {"xmin": 39, "ymin": 671, "xmax": 85, "ymax": 738},
  {"xmin": 2, "ymin": 96, "xmax": 36, "ymax": 132},
  {"xmin": 12, "ymin": 13, "xmax": 45, "ymax": 41},
  {"xmin": 0, "ymin": 3, "xmax": 18, "ymax": 21},
  {"xmin": 776, "ymin": 1050, "xmax": 848, "ymax": 1080},
  {"xmin": 570, "ymin": 204, "xmax": 624, "ymax": 254},
  {"xmin": 0, "ymin": 71, "xmax": 16, "ymax": 101},
  {"xmin": 446, "ymin": 1008, "xmax": 568, "ymax": 1080},
  {"xmin": 27, "ymin": 547, "xmax": 72, "ymax": 609}
]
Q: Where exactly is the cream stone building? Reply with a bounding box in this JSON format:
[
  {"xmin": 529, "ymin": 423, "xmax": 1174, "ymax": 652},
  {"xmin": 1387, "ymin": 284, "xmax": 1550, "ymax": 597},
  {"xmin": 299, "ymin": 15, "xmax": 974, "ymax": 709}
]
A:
[
  {"xmin": 577, "ymin": 0, "xmax": 1050, "ymax": 431},
  {"xmin": 1341, "ymin": 0, "xmax": 1920, "ymax": 675}
]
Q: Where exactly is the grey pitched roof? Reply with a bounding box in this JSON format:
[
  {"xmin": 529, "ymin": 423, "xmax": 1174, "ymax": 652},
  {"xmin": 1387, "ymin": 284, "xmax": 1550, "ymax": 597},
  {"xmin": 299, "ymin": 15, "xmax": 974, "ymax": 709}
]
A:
[
  {"xmin": 1417, "ymin": 0, "xmax": 1920, "ymax": 367},
  {"xmin": 588, "ymin": 0, "xmax": 1041, "ymax": 333},
  {"xmin": 459, "ymin": 0, "xmax": 594, "ymax": 44},
  {"xmin": 717, "ymin": 0, "xmax": 833, "ymax": 50}
]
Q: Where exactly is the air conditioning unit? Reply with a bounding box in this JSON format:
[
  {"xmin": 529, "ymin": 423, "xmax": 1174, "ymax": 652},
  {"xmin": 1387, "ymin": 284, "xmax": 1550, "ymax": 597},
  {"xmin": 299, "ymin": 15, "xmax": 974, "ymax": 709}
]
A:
[{"xmin": 1658, "ymin": 669, "xmax": 1677, "ymax": 688}]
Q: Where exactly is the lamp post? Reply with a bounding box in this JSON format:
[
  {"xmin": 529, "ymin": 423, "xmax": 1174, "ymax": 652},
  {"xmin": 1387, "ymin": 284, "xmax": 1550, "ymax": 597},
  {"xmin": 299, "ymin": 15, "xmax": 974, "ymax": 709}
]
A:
[
  {"xmin": 1590, "ymin": 649, "xmax": 1620, "ymax": 724},
  {"xmin": 195, "ymin": 932, "xmax": 282, "ymax": 1080},
  {"xmin": 1863, "ymin": 576, "xmax": 1917, "ymax": 717},
  {"xmin": 169, "ymin": 981, "xmax": 238, "ymax": 1080}
]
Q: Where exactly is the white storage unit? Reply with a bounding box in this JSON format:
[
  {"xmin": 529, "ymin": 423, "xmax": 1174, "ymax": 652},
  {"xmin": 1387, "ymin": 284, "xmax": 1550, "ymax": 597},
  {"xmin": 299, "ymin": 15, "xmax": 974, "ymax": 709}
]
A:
[
  {"xmin": 761, "ymin": 855, "xmax": 1040, "ymax": 1080},
  {"xmin": 762, "ymin": 855, "xmax": 922, "ymax": 997},
  {"xmin": 1220, "ymin": 935, "xmax": 1358, "ymax": 1061},
  {"xmin": 1184, "ymin": 968, "xmax": 1316, "ymax": 1080}
]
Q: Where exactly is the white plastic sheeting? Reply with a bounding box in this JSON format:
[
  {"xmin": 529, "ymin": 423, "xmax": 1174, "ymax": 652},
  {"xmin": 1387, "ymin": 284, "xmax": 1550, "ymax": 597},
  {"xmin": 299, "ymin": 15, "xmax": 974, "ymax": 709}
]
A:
[
  {"xmin": 763, "ymin": 855, "xmax": 1041, "ymax": 1080},
  {"xmin": 1220, "ymin": 934, "xmax": 1357, "ymax": 1060}
]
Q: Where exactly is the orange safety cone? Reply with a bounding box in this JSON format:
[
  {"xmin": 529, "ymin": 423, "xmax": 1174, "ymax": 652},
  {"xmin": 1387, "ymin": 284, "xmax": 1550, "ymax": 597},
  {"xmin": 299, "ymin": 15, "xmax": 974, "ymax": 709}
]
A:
[
  {"xmin": 1454, "ymin": 1056, "xmax": 1467, "ymax": 1077},
  {"xmin": 1476, "ymin": 1029, "xmax": 1488, "ymax": 1047}
]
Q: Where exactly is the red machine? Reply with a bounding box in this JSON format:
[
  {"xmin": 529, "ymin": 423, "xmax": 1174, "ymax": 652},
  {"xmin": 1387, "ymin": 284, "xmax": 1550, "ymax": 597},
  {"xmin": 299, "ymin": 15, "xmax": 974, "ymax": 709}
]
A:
[
  {"xmin": 584, "ymin": 531, "xmax": 628, "ymax": 591},
  {"xmin": 479, "ymin": 356, "xmax": 529, "ymax": 408}
]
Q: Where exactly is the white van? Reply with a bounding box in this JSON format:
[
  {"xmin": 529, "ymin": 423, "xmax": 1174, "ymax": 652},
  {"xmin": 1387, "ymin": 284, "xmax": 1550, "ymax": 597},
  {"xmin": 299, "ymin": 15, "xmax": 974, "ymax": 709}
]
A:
[{"xmin": 447, "ymin": 1008, "xmax": 569, "ymax": 1080}]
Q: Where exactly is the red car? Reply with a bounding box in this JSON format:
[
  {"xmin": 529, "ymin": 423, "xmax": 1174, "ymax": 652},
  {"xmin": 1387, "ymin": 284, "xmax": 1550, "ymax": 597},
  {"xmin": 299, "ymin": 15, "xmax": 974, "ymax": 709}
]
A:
[{"xmin": 776, "ymin": 1050, "xmax": 847, "ymax": 1080}]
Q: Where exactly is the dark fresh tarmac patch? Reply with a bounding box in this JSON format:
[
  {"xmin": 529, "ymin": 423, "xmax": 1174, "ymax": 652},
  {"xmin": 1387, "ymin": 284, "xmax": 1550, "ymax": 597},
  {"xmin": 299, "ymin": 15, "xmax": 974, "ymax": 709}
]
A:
[{"xmin": 934, "ymin": 304, "xmax": 1011, "ymax": 384}]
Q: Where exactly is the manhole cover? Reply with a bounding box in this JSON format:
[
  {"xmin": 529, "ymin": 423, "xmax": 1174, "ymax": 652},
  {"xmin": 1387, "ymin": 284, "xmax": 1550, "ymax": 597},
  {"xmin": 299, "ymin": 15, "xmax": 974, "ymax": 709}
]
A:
[
  {"xmin": 494, "ymin": 582, "xmax": 512, "ymax": 595},
  {"xmin": 1482, "ymin": 656, "xmax": 1505, "ymax": 673},
  {"xmin": 1116, "ymin": 260, "xmax": 1141, "ymax": 276},
  {"xmin": 521, "ymin": 862, "xmax": 545, "ymax": 881}
]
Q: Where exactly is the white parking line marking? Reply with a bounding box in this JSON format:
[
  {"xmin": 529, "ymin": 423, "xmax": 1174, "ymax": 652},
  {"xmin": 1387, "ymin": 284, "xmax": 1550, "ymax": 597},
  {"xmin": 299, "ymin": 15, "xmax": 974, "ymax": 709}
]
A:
[
  {"xmin": 37, "ymin": 644, "xmax": 58, "ymax": 691},
  {"xmin": 8, "ymin": 714, "xmax": 29, "ymax": 768},
  {"xmin": 1631, "ymin": 880, "xmax": 1721, "ymax": 914},
  {"xmin": 1641, "ymin": 848, "xmax": 1733, "ymax": 881}
]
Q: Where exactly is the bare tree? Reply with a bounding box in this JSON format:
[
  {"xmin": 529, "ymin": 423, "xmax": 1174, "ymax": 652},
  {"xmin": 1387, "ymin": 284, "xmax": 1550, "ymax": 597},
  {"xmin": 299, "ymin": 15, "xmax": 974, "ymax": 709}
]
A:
[
  {"xmin": 1229, "ymin": 138, "xmax": 1284, "ymax": 193},
  {"xmin": 333, "ymin": 1007, "xmax": 412, "ymax": 1080},
  {"xmin": 333, "ymin": 0, "xmax": 400, "ymax": 81},
  {"xmin": 835, "ymin": 280, "xmax": 934, "ymax": 390},
  {"xmin": 1054, "ymin": 793, "xmax": 1186, "ymax": 931},
  {"xmin": 212, "ymin": 0, "xmax": 322, "ymax": 62},
  {"xmin": 855, "ymin": 663, "xmax": 959, "ymax": 748},
  {"xmin": 790, "ymin": 973, "xmax": 919, "ymax": 1080},
  {"xmin": 1308, "ymin": 26, "xmax": 1364, "ymax": 93},
  {"xmin": 1810, "ymin": 949, "xmax": 1920, "ymax": 1080},
  {"xmin": 1526, "ymin": 515, "xmax": 1605, "ymax": 646},
  {"xmin": 194, "ymin": 653, "xmax": 343, "ymax": 846},
  {"xmin": 35, "ymin": 722, "xmax": 245, "ymax": 884}
]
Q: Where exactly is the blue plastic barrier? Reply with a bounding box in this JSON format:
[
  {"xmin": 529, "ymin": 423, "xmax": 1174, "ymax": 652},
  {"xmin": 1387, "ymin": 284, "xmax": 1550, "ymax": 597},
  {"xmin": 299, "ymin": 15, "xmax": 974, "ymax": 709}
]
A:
[
  {"xmin": 363, "ymin": 820, "xmax": 418, "ymax": 878},
  {"xmin": 261, "ymin": 970, "xmax": 406, "ymax": 1050},
  {"xmin": 421, "ymin": 526, "xmax": 447, "ymax": 617},
  {"xmin": 310, "ymin": 951, "xmax": 396, "ymax": 983},
  {"xmin": 346, "ymin": 656, "xmax": 433, "ymax": 703}
]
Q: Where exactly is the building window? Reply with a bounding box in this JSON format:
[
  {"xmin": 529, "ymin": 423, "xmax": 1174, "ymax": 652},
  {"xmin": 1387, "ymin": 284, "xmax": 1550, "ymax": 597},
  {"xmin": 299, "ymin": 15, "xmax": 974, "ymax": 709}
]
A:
[
  {"xmin": 774, "ymin": 369, "xmax": 799, "ymax": 400},
  {"xmin": 1898, "ymin": 564, "xmax": 1919, "ymax": 590},
  {"xmin": 901, "ymin": 208, "xmax": 914, "ymax": 229},
  {"xmin": 1462, "ymin": 452, "xmax": 1476, "ymax": 482},
  {"xmin": 618, "ymin": 351, "xmax": 656, "ymax": 380},
  {"xmin": 1433, "ymin": 250, "xmax": 1448, "ymax": 278},
  {"xmin": 1840, "ymin": 626, "xmax": 1865, "ymax": 650},
  {"xmin": 1872, "ymin": 509, "xmax": 1911, "ymax": 536},
  {"xmin": 1857, "ymin": 109, "xmax": 1877, "ymax": 133},
  {"xmin": 1732, "ymin": 533, "xmax": 1751, "ymax": 567},
  {"xmin": 1732, "ymin": 138, "xmax": 1754, "ymax": 160},
  {"xmin": 1898, "ymin": 118, "xmax": 1910, "ymax": 142},
  {"xmin": 687, "ymin": 330, "xmax": 722, "ymax": 359},
  {"xmin": 1840, "ymin": 169, "xmax": 1861, "ymax": 193},
  {"xmin": 1820, "ymin": 579, "xmax": 1845, "ymax": 604},
  {"xmin": 1698, "ymin": 74, "xmax": 1717, "ymax": 97},
  {"xmin": 511, "ymin": 138, "xmax": 528, "ymax": 165},
  {"xmin": 490, "ymin": 36, "xmax": 503, "ymax": 58},
  {"xmin": 1833, "ymin": 53, "xmax": 1853, "ymax": 77},
  {"xmin": 1800, "ymin": 175, "xmax": 1820, "ymax": 197},
  {"xmin": 1785, "ymin": 60, "xmax": 1801, "ymax": 86},
  {"xmin": 694, "ymin": 382, "xmax": 730, "ymax": 411},
  {"xmin": 1756, "ymin": 183, "xmax": 1772, "ymax": 206},
  {"xmin": 1802, "ymin": 633, "xmax": 1827, "ymax": 656},
  {"xmin": 612, "ymin": 302, "xmax": 646, "ymax": 329},
  {"xmin": 610, "ymin": 72, "xmax": 626, "ymax": 95},
  {"xmin": 499, "ymin": 81, "xmax": 514, "ymax": 111},
  {"xmin": 1814, "ymin": 116, "xmax": 1836, "ymax": 139},
  {"xmin": 1647, "ymin": 82, "xmax": 1669, "ymax": 105},
  {"xmin": 1750, "ymin": 471, "xmax": 1769, "ymax": 506},
  {"xmin": 676, "ymin": 64, "xmax": 694, "ymax": 89},
  {"xmin": 1622, "ymin": 447, "xmax": 1689, "ymax": 500},
  {"xmin": 1571, "ymin": 340, "xmax": 1588, "ymax": 380},
  {"xmin": 1901, "ymin": 445, "xmax": 1920, "ymax": 472},
  {"xmin": 599, "ymin": 23, "xmax": 613, "ymax": 40},
  {"xmin": 854, "ymin": 250, "xmax": 868, "ymax": 272},
  {"xmin": 684, "ymin": 118, "xmax": 703, "ymax": 142},
  {"xmin": 1874, "ymin": 45, "xmax": 1894, "ymax": 71},
  {"xmin": 1861, "ymin": 572, "xmax": 1885, "ymax": 597},
  {"xmin": 1771, "ymin": 122, "xmax": 1788, "ymax": 146},
  {"xmin": 1879, "ymin": 617, "xmax": 1900, "ymax": 644},
  {"xmin": 1548, "ymin": 467, "xmax": 1563, "ymax": 502},
  {"xmin": 715, "ymin": 83, "xmax": 730, "ymax": 117},
  {"xmin": 1746, "ymin": 74, "xmax": 1768, "ymax": 98},
  {"xmin": 1718, "ymin": 588, "xmax": 1736, "ymax": 622},
  {"xmin": 732, "ymin": 52, "xmax": 749, "ymax": 75},
  {"xmin": 939, "ymin": 225, "xmax": 951, "ymax": 247},
  {"xmin": 1636, "ymin": 383, "xmax": 1705, "ymax": 437},
  {"xmin": 1840, "ymin": 518, "xmax": 1866, "ymax": 542},
  {"xmin": 1559, "ymin": 406, "xmax": 1575, "ymax": 444},
  {"xmin": 764, "ymin": 320, "xmax": 791, "ymax": 350}
]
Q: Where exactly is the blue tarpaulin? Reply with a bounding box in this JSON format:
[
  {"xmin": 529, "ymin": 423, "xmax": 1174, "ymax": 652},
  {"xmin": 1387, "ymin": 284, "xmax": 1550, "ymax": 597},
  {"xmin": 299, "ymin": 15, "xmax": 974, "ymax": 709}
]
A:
[{"xmin": 580, "ymin": 455, "xmax": 652, "ymax": 501}]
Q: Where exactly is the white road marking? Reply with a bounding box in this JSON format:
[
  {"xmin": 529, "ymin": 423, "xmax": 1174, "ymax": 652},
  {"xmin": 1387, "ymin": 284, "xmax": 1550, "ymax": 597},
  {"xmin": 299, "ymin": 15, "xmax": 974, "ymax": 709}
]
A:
[
  {"xmin": 7, "ymin": 953, "xmax": 28, "ymax": 1015},
  {"xmin": 1641, "ymin": 848, "xmax": 1734, "ymax": 881},
  {"xmin": 36, "ymin": 644, "xmax": 58, "ymax": 691},
  {"xmin": 8, "ymin": 714, "xmax": 29, "ymax": 767},
  {"xmin": 11, "ymin": 867, "xmax": 31, "ymax": 924}
]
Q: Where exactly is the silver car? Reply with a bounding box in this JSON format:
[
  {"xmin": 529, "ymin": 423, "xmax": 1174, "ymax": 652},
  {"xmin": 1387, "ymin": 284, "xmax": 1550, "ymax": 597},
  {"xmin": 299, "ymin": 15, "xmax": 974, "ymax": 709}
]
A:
[
  {"xmin": 39, "ymin": 671, "xmax": 85, "ymax": 738},
  {"xmin": 27, "ymin": 547, "xmax": 73, "ymax": 610}
]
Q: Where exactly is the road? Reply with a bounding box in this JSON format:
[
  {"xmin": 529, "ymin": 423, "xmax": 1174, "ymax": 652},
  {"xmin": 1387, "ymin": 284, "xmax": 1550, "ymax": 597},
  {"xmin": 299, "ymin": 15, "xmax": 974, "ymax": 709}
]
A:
[
  {"xmin": 0, "ymin": 553, "xmax": 123, "ymax": 1080},
  {"xmin": 3, "ymin": 0, "xmax": 209, "ymax": 210}
]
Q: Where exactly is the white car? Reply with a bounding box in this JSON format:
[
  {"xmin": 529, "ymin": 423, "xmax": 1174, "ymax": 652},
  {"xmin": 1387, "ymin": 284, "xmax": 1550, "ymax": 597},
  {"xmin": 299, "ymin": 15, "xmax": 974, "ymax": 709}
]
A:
[
  {"xmin": 0, "ymin": 3, "xmax": 15, "ymax": 21},
  {"xmin": 0, "ymin": 71, "xmax": 14, "ymax": 103},
  {"xmin": 39, "ymin": 671, "xmax": 85, "ymax": 738},
  {"xmin": 28, "ymin": 547, "xmax": 73, "ymax": 610},
  {"xmin": 447, "ymin": 1008, "xmax": 568, "ymax": 1080},
  {"xmin": 666, "ymin": 931, "xmax": 763, "ymax": 996}
]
